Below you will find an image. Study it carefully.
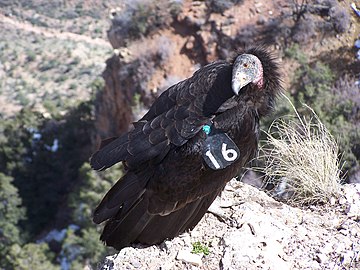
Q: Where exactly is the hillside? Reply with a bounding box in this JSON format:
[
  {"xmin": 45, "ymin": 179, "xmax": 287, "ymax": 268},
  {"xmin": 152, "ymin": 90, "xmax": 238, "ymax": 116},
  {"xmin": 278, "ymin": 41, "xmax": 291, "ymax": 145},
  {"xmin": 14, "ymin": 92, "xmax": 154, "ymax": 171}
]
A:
[
  {"xmin": 0, "ymin": 4, "xmax": 112, "ymax": 117},
  {"xmin": 0, "ymin": 0, "xmax": 359, "ymax": 269}
]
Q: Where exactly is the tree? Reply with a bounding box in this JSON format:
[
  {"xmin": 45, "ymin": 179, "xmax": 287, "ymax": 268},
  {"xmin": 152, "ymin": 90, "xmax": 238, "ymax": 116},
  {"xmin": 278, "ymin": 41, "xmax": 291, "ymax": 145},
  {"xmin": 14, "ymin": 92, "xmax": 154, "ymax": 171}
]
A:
[
  {"xmin": 59, "ymin": 162, "xmax": 121, "ymax": 268},
  {"xmin": 6, "ymin": 243, "xmax": 59, "ymax": 270},
  {"xmin": 0, "ymin": 173, "xmax": 26, "ymax": 268}
]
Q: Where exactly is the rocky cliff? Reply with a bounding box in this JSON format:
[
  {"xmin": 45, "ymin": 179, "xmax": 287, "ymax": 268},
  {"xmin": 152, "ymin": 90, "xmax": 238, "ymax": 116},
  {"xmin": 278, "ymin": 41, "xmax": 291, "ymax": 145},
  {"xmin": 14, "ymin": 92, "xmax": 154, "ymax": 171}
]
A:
[{"xmin": 100, "ymin": 179, "xmax": 360, "ymax": 269}]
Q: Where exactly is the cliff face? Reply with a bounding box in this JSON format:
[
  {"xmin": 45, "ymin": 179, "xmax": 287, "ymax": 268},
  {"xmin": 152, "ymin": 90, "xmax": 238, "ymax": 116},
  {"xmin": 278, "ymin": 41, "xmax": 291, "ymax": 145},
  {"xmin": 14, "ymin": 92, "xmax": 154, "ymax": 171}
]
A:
[
  {"xmin": 93, "ymin": 0, "xmax": 358, "ymax": 139},
  {"xmin": 94, "ymin": 55, "xmax": 134, "ymax": 140},
  {"xmin": 92, "ymin": 0, "xmax": 284, "ymax": 142}
]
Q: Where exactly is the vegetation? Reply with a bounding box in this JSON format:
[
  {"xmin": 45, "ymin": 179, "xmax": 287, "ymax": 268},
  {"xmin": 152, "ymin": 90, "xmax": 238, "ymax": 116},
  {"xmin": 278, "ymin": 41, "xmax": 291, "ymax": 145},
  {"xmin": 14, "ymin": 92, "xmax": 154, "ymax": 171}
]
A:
[
  {"xmin": 109, "ymin": 0, "xmax": 183, "ymax": 46},
  {"xmin": 64, "ymin": 162, "xmax": 123, "ymax": 267},
  {"xmin": 191, "ymin": 241, "xmax": 210, "ymax": 256},
  {"xmin": 260, "ymin": 99, "xmax": 342, "ymax": 205},
  {"xmin": 235, "ymin": 0, "xmax": 351, "ymax": 48},
  {"xmin": 0, "ymin": 97, "xmax": 121, "ymax": 268},
  {"xmin": 0, "ymin": 24, "xmax": 111, "ymax": 119},
  {"xmin": 6, "ymin": 243, "xmax": 59, "ymax": 270},
  {"xmin": 284, "ymin": 45, "xmax": 359, "ymax": 174},
  {"xmin": 0, "ymin": 173, "xmax": 26, "ymax": 269}
]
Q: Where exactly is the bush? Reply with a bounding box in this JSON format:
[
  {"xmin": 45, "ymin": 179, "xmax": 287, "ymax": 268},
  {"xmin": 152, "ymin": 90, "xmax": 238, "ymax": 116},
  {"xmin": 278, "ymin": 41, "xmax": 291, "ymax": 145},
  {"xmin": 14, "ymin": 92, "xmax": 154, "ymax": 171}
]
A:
[
  {"xmin": 0, "ymin": 173, "xmax": 26, "ymax": 268},
  {"xmin": 108, "ymin": 0, "xmax": 183, "ymax": 47},
  {"xmin": 327, "ymin": 76, "xmax": 360, "ymax": 172},
  {"xmin": 63, "ymin": 162, "xmax": 122, "ymax": 268},
  {"xmin": 242, "ymin": 0, "xmax": 352, "ymax": 49},
  {"xmin": 284, "ymin": 44, "xmax": 307, "ymax": 64},
  {"xmin": 69, "ymin": 162, "xmax": 122, "ymax": 227},
  {"xmin": 0, "ymin": 101, "xmax": 95, "ymax": 237},
  {"xmin": 58, "ymin": 226, "xmax": 108, "ymax": 269},
  {"xmin": 260, "ymin": 100, "xmax": 342, "ymax": 205},
  {"xmin": 291, "ymin": 16, "xmax": 316, "ymax": 44},
  {"xmin": 329, "ymin": 6, "xmax": 350, "ymax": 33},
  {"xmin": 206, "ymin": 0, "xmax": 243, "ymax": 14}
]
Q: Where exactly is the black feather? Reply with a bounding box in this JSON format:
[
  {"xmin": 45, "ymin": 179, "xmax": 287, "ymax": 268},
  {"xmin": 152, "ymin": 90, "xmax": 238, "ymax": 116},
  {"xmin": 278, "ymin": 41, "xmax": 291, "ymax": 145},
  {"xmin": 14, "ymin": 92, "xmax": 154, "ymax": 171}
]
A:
[
  {"xmin": 90, "ymin": 135, "xmax": 128, "ymax": 171},
  {"xmin": 93, "ymin": 171, "xmax": 149, "ymax": 224}
]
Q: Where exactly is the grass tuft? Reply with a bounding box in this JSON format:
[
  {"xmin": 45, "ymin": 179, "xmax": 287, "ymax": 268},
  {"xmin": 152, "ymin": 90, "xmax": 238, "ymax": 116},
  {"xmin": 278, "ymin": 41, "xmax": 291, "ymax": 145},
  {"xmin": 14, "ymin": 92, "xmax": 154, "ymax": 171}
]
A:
[{"xmin": 259, "ymin": 94, "xmax": 343, "ymax": 206}]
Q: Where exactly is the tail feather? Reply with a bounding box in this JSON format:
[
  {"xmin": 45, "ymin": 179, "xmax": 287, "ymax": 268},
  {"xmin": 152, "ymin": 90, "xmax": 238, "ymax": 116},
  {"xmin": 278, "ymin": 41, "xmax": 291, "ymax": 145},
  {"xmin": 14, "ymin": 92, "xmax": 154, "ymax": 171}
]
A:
[
  {"xmin": 179, "ymin": 188, "xmax": 222, "ymax": 232},
  {"xmin": 101, "ymin": 198, "xmax": 153, "ymax": 250},
  {"xmin": 136, "ymin": 198, "xmax": 203, "ymax": 244},
  {"xmin": 99, "ymin": 190, "xmax": 222, "ymax": 250},
  {"xmin": 93, "ymin": 171, "xmax": 151, "ymax": 224}
]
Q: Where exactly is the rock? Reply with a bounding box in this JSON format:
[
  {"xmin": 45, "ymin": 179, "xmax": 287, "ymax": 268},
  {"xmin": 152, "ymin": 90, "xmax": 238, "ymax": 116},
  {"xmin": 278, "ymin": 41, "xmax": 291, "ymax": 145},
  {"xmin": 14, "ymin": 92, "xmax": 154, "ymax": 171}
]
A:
[
  {"xmin": 330, "ymin": 196, "xmax": 336, "ymax": 205},
  {"xmin": 346, "ymin": 202, "xmax": 360, "ymax": 218},
  {"xmin": 220, "ymin": 204, "xmax": 292, "ymax": 270},
  {"xmin": 340, "ymin": 184, "xmax": 360, "ymax": 219},
  {"xmin": 339, "ymin": 229, "xmax": 348, "ymax": 236},
  {"xmin": 176, "ymin": 250, "xmax": 203, "ymax": 267},
  {"xmin": 93, "ymin": 54, "xmax": 134, "ymax": 142},
  {"xmin": 99, "ymin": 179, "xmax": 360, "ymax": 269},
  {"xmin": 219, "ymin": 199, "xmax": 234, "ymax": 208},
  {"xmin": 341, "ymin": 251, "xmax": 355, "ymax": 265},
  {"xmin": 257, "ymin": 15, "xmax": 266, "ymax": 25},
  {"xmin": 100, "ymin": 256, "xmax": 115, "ymax": 270},
  {"xmin": 207, "ymin": 199, "xmax": 227, "ymax": 220},
  {"xmin": 351, "ymin": 3, "xmax": 360, "ymax": 17},
  {"xmin": 240, "ymin": 170, "xmax": 264, "ymax": 188},
  {"xmin": 322, "ymin": 242, "xmax": 334, "ymax": 255},
  {"xmin": 185, "ymin": 36, "xmax": 196, "ymax": 50},
  {"xmin": 338, "ymin": 196, "xmax": 347, "ymax": 205},
  {"xmin": 343, "ymin": 184, "xmax": 360, "ymax": 202}
]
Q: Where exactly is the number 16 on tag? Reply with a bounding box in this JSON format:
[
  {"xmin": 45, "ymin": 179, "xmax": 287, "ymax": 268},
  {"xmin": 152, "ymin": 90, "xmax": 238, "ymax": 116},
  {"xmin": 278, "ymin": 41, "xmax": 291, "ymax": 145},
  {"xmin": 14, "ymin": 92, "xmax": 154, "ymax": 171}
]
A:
[
  {"xmin": 205, "ymin": 143, "xmax": 238, "ymax": 169},
  {"xmin": 201, "ymin": 133, "xmax": 240, "ymax": 170}
]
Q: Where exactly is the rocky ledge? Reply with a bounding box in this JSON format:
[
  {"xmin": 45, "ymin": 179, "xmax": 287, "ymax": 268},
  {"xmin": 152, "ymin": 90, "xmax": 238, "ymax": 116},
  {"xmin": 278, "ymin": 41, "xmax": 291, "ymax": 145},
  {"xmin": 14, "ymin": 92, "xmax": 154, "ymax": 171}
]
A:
[{"xmin": 100, "ymin": 179, "xmax": 360, "ymax": 270}]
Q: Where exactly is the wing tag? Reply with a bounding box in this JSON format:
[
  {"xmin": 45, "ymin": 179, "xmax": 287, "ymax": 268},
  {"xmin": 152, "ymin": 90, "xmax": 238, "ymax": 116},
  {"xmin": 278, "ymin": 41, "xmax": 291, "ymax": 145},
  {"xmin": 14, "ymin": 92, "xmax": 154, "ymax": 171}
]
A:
[{"xmin": 201, "ymin": 132, "xmax": 240, "ymax": 170}]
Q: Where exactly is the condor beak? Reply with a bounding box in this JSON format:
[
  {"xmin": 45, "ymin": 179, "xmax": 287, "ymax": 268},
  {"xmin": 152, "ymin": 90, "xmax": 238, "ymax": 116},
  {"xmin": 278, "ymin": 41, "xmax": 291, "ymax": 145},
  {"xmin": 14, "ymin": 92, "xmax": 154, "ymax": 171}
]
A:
[{"xmin": 232, "ymin": 71, "xmax": 251, "ymax": 95}]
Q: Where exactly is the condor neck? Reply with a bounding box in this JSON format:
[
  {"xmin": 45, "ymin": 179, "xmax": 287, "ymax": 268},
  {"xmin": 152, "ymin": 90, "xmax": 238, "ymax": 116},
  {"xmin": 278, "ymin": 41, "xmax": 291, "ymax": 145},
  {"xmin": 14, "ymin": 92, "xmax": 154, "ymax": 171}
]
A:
[{"xmin": 202, "ymin": 66, "xmax": 234, "ymax": 116}]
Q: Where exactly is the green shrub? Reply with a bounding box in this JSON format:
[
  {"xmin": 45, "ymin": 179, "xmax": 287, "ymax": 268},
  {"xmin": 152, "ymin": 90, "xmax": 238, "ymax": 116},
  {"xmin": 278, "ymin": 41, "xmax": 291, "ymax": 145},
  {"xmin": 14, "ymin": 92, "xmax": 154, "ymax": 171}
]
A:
[
  {"xmin": 63, "ymin": 162, "xmax": 122, "ymax": 267},
  {"xmin": 0, "ymin": 173, "xmax": 26, "ymax": 268},
  {"xmin": 6, "ymin": 243, "xmax": 59, "ymax": 270},
  {"xmin": 110, "ymin": 0, "xmax": 183, "ymax": 44},
  {"xmin": 192, "ymin": 241, "xmax": 210, "ymax": 256},
  {"xmin": 284, "ymin": 49, "xmax": 358, "ymax": 178}
]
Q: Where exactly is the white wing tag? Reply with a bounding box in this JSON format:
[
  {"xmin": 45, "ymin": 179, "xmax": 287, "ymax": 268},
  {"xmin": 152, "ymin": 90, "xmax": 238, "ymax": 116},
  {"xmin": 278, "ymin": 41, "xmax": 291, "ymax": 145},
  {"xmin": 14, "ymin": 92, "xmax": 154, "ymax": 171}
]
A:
[{"xmin": 201, "ymin": 132, "xmax": 240, "ymax": 170}]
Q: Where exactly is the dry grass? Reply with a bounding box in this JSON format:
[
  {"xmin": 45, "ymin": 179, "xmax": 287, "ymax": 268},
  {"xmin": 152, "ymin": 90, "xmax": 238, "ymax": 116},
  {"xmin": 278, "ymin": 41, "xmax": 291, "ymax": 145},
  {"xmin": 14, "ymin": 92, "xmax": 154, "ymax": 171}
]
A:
[{"xmin": 259, "ymin": 94, "xmax": 342, "ymax": 206}]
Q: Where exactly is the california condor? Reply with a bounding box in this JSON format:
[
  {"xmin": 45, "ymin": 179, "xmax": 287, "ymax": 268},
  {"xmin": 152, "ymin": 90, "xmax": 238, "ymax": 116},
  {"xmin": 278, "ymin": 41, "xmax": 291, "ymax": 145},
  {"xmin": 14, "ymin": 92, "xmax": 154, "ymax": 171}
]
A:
[{"xmin": 90, "ymin": 47, "xmax": 282, "ymax": 250}]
